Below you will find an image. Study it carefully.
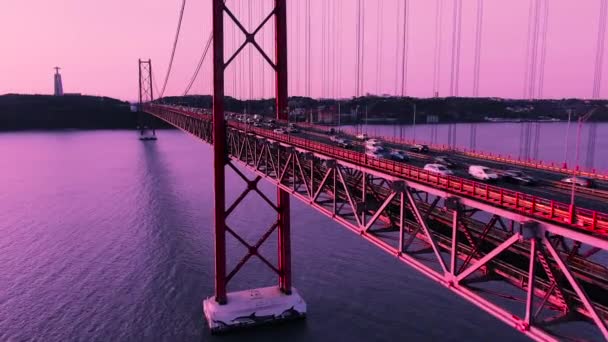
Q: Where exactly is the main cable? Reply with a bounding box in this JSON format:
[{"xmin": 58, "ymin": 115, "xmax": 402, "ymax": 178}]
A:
[
  {"xmin": 159, "ymin": 0, "xmax": 187, "ymax": 98},
  {"xmin": 184, "ymin": 31, "xmax": 213, "ymax": 96}
]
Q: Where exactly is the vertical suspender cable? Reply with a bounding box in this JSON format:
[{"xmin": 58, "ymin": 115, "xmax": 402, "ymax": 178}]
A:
[
  {"xmin": 296, "ymin": 0, "xmax": 301, "ymax": 96},
  {"xmin": 376, "ymin": 0, "xmax": 383, "ymax": 95},
  {"xmin": 593, "ymin": 0, "xmax": 607, "ymax": 99},
  {"xmin": 248, "ymin": 1, "xmax": 253, "ymax": 104},
  {"xmin": 449, "ymin": 0, "xmax": 462, "ymax": 96},
  {"xmin": 537, "ymin": 0, "xmax": 549, "ymax": 98},
  {"xmin": 259, "ymin": 0, "xmax": 268, "ymax": 99},
  {"xmin": 307, "ymin": 0, "xmax": 312, "ymax": 98},
  {"xmin": 237, "ymin": 1, "xmax": 243, "ymax": 100},
  {"xmin": 433, "ymin": 0, "xmax": 443, "ymax": 97},
  {"xmin": 337, "ymin": 0, "xmax": 343, "ymax": 99},
  {"xmin": 472, "ymin": 0, "xmax": 484, "ymax": 97},
  {"xmin": 523, "ymin": 0, "xmax": 535, "ymax": 98},
  {"xmin": 454, "ymin": 0, "xmax": 462, "ymax": 97},
  {"xmin": 401, "ymin": 0, "xmax": 410, "ymax": 97},
  {"xmin": 528, "ymin": 0, "xmax": 542, "ymax": 99},
  {"xmin": 355, "ymin": 0, "xmax": 361, "ymax": 97},
  {"xmin": 394, "ymin": 1, "xmax": 402, "ymax": 96},
  {"xmin": 321, "ymin": 0, "xmax": 326, "ymax": 98},
  {"xmin": 360, "ymin": 0, "xmax": 366, "ymax": 96}
]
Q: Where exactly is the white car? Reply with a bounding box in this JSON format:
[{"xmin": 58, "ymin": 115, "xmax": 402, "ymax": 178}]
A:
[
  {"xmin": 365, "ymin": 138, "xmax": 381, "ymax": 145},
  {"xmin": 286, "ymin": 127, "xmax": 299, "ymax": 133},
  {"xmin": 424, "ymin": 163, "xmax": 453, "ymax": 176},
  {"xmin": 365, "ymin": 150, "xmax": 383, "ymax": 158},
  {"xmin": 366, "ymin": 144, "xmax": 385, "ymax": 153},
  {"xmin": 356, "ymin": 133, "xmax": 368, "ymax": 140},
  {"xmin": 273, "ymin": 128, "xmax": 286, "ymax": 134},
  {"xmin": 468, "ymin": 165, "xmax": 500, "ymax": 181}
]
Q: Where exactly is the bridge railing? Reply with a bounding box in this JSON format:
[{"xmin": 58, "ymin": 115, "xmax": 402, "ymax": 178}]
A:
[
  {"xmin": 146, "ymin": 104, "xmax": 608, "ymax": 235},
  {"xmin": 333, "ymin": 126, "xmax": 608, "ymax": 181}
]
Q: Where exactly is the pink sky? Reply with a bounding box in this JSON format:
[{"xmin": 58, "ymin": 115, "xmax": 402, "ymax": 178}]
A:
[{"xmin": 0, "ymin": 0, "xmax": 605, "ymax": 101}]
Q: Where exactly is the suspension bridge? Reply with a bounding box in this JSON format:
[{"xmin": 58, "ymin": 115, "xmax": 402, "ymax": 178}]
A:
[{"xmin": 136, "ymin": 1, "xmax": 608, "ymax": 340}]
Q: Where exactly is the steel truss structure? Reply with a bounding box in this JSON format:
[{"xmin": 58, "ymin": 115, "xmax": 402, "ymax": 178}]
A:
[
  {"xmin": 209, "ymin": 0, "xmax": 293, "ymax": 307},
  {"xmin": 137, "ymin": 59, "xmax": 156, "ymax": 139},
  {"xmin": 143, "ymin": 104, "xmax": 608, "ymax": 341}
]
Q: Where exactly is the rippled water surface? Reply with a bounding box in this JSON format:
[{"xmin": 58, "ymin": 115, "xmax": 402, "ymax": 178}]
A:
[{"xmin": 0, "ymin": 130, "xmax": 530, "ymax": 341}]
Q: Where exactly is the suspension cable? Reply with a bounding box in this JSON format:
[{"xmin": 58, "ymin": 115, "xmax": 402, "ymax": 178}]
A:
[
  {"xmin": 433, "ymin": 0, "xmax": 444, "ymax": 97},
  {"xmin": 593, "ymin": 0, "xmax": 608, "ymax": 98},
  {"xmin": 449, "ymin": 0, "xmax": 462, "ymax": 96},
  {"xmin": 537, "ymin": 0, "xmax": 549, "ymax": 98},
  {"xmin": 472, "ymin": 0, "xmax": 484, "ymax": 97},
  {"xmin": 528, "ymin": 0, "xmax": 542, "ymax": 99},
  {"xmin": 523, "ymin": 0, "xmax": 535, "ymax": 98},
  {"xmin": 306, "ymin": 0, "xmax": 311, "ymax": 98},
  {"xmin": 401, "ymin": 0, "xmax": 410, "ymax": 97},
  {"xmin": 334, "ymin": 0, "xmax": 342, "ymax": 98},
  {"xmin": 375, "ymin": 0, "xmax": 383, "ymax": 95},
  {"xmin": 355, "ymin": 0, "xmax": 361, "ymax": 97},
  {"xmin": 159, "ymin": 0, "xmax": 187, "ymax": 98},
  {"xmin": 394, "ymin": 0, "xmax": 401, "ymax": 96},
  {"xmin": 184, "ymin": 31, "xmax": 213, "ymax": 96}
]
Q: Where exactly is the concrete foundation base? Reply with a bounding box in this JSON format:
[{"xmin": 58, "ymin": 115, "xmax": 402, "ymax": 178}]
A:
[{"xmin": 203, "ymin": 286, "xmax": 306, "ymax": 333}]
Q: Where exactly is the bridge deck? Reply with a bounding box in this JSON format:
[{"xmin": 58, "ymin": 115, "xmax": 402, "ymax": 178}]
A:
[{"xmin": 143, "ymin": 104, "xmax": 608, "ymax": 341}]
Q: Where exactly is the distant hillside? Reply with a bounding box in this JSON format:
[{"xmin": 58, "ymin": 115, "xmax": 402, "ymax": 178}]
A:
[
  {"xmin": 0, "ymin": 94, "xmax": 141, "ymax": 130},
  {"xmin": 160, "ymin": 95, "xmax": 608, "ymax": 124},
  {"xmin": 1, "ymin": 94, "xmax": 606, "ymax": 131}
]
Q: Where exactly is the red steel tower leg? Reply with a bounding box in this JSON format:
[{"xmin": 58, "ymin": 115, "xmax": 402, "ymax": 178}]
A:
[
  {"xmin": 275, "ymin": 0, "xmax": 292, "ymax": 295},
  {"xmin": 203, "ymin": 0, "xmax": 305, "ymax": 333},
  {"xmin": 211, "ymin": 0, "xmax": 227, "ymax": 305}
]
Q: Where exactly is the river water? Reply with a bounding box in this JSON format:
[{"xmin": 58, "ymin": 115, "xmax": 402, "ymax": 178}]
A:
[
  {"xmin": 1, "ymin": 129, "xmax": 541, "ymax": 341},
  {"xmin": 345, "ymin": 122, "xmax": 608, "ymax": 173}
]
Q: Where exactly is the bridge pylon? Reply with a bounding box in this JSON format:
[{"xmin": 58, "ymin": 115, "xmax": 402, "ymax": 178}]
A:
[
  {"xmin": 202, "ymin": 0, "xmax": 306, "ymax": 333},
  {"xmin": 137, "ymin": 59, "xmax": 157, "ymax": 141}
]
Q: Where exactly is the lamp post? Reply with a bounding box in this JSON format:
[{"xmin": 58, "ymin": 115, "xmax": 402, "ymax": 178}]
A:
[{"xmin": 563, "ymin": 109, "xmax": 572, "ymax": 168}]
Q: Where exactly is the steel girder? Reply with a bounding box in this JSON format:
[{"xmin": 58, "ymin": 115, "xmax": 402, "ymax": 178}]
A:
[{"xmin": 144, "ymin": 105, "xmax": 608, "ymax": 341}]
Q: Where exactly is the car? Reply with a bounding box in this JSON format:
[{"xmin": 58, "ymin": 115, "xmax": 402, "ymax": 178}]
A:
[
  {"xmin": 356, "ymin": 133, "xmax": 369, "ymax": 140},
  {"xmin": 264, "ymin": 122, "xmax": 276, "ymax": 129},
  {"xmin": 410, "ymin": 144, "xmax": 430, "ymax": 153},
  {"xmin": 424, "ymin": 163, "xmax": 453, "ymax": 176},
  {"xmin": 273, "ymin": 128, "xmax": 286, "ymax": 134},
  {"xmin": 265, "ymin": 118, "xmax": 276, "ymax": 124},
  {"xmin": 338, "ymin": 139, "xmax": 353, "ymax": 149},
  {"xmin": 365, "ymin": 150, "xmax": 384, "ymax": 158},
  {"xmin": 330, "ymin": 135, "xmax": 340, "ymax": 142},
  {"xmin": 253, "ymin": 122, "xmax": 262, "ymax": 127},
  {"xmin": 502, "ymin": 169, "xmax": 536, "ymax": 185},
  {"xmin": 286, "ymin": 127, "xmax": 299, "ymax": 133},
  {"xmin": 468, "ymin": 165, "xmax": 500, "ymax": 181},
  {"xmin": 388, "ymin": 150, "xmax": 409, "ymax": 162},
  {"xmin": 365, "ymin": 138, "xmax": 381, "ymax": 145},
  {"xmin": 434, "ymin": 155, "xmax": 458, "ymax": 168},
  {"xmin": 366, "ymin": 144, "xmax": 385, "ymax": 153},
  {"xmin": 560, "ymin": 176, "xmax": 595, "ymax": 188}
]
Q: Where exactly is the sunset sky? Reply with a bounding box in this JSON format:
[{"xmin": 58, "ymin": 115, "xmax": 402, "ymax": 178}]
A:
[{"xmin": 0, "ymin": 0, "xmax": 605, "ymax": 101}]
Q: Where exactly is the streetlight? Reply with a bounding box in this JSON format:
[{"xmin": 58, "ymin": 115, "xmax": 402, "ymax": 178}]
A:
[{"xmin": 563, "ymin": 109, "xmax": 572, "ymax": 168}]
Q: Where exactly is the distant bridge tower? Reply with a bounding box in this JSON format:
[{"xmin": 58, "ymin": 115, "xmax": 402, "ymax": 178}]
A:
[
  {"xmin": 53, "ymin": 67, "xmax": 63, "ymax": 96},
  {"xmin": 137, "ymin": 59, "xmax": 157, "ymax": 140}
]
